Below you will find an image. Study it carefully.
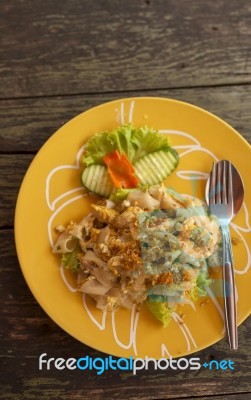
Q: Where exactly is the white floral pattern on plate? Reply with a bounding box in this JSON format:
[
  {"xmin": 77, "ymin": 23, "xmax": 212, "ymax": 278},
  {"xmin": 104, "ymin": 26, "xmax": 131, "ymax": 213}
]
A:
[{"xmin": 46, "ymin": 100, "xmax": 251, "ymax": 356}]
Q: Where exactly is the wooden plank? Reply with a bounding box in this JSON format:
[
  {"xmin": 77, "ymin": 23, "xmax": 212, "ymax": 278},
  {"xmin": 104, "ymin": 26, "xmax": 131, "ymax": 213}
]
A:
[
  {"xmin": 0, "ymin": 0, "xmax": 250, "ymax": 98},
  {"xmin": 1, "ymin": 230, "xmax": 251, "ymax": 399},
  {"xmin": 192, "ymin": 396, "xmax": 251, "ymax": 400},
  {"xmin": 0, "ymin": 154, "xmax": 34, "ymax": 227},
  {"xmin": 174, "ymin": 396, "xmax": 251, "ymax": 400},
  {"xmin": 0, "ymin": 85, "xmax": 251, "ymax": 154}
]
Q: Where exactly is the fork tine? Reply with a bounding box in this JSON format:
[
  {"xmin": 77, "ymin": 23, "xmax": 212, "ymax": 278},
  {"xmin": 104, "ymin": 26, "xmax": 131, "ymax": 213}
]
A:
[
  {"xmin": 209, "ymin": 162, "xmax": 216, "ymax": 204},
  {"xmin": 216, "ymin": 161, "xmax": 222, "ymax": 204},
  {"xmin": 222, "ymin": 160, "xmax": 227, "ymax": 204},
  {"xmin": 228, "ymin": 161, "xmax": 234, "ymax": 208}
]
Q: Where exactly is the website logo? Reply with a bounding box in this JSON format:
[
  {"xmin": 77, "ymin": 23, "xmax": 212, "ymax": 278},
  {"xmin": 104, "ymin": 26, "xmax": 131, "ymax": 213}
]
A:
[{"xmin": 39, "ymin": 354, "xmax": 235, "ymax": 375}]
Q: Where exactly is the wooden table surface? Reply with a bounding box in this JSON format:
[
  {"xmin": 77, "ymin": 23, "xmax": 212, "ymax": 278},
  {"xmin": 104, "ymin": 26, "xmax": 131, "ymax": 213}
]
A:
[{"xmin": 1, "ymin": 1, "xmax": 251, "ymax": 399}]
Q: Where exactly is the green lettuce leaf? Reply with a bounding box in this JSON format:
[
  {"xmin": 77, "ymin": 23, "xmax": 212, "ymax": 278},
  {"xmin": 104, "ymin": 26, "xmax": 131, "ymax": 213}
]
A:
[
  {"xmin": 131, "ymin": 126, "xmax": 171, "ymax": 162},
  {"xmin": 61, "ymin": 249, "xmax": 80, "ymax": 272},
  {"xmin": 82, "ymin": 124, "xmax": 172, "ymax": 166},
  {"xmin": 146, "ymin": 298, "xmax": 172, "ymax": 327},
  {"xmin": 110, "ymin": 124, "xmax": 136, "ymax": 161},
  {"xmin": 196, "ymin": 270, "xmax": 212, "ymax": 297},
  {"xmin": 82, "ymin": 131, "xmax": 116, "ymax": 166}
]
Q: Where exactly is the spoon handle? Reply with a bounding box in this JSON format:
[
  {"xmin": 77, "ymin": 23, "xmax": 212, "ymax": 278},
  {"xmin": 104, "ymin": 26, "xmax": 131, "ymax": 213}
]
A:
[{"xmin": 222, "ymin": 226, "xmax": 238, "ymax": 350}]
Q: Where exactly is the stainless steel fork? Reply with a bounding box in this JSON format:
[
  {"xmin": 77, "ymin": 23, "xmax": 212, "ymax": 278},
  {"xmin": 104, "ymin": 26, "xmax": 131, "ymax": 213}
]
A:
[{"xmin": 208, "ymin": 160, "xmax": 237, "ymax": 350}]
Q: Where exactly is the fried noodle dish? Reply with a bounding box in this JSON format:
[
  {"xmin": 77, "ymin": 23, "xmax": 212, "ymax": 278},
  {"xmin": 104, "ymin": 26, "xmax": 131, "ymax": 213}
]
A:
[{"xmin": 53, "ymin": 184, "xmax": 221, "ymax": 326}]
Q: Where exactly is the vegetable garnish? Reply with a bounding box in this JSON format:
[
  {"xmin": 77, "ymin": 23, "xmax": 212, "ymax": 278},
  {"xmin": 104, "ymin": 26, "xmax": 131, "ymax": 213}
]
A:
[
  {"xmin": 103, "ymin": 150, "xmax": 139, "ymax": 188},
  {"xmin": 81, "ymin": 124, "xmax": 179, "ymax": 196},
  {"xmin": 82, "ymin": 124, "xmax": 173, "ymax": 166}
]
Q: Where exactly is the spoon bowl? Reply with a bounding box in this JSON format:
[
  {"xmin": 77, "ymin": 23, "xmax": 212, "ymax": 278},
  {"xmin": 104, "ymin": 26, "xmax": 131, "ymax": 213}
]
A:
[{"xmin": 205, "ymin": 161, "xmax": 245, "ymax": 217}]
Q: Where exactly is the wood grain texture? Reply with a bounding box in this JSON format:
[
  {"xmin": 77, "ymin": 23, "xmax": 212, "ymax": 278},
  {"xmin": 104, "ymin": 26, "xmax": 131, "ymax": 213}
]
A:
[
  {"xmin": 1, "ymin": 229, "xmax": 251, "ymax": 399},
  {"xmin": 0, "ymin": 154, "xmax": 34, "ymax": 227},
  {"xmin": 0, "ymin": 0, "xmax": 251, "ymax": 98},
  {"xmin": 1, "ymin": 86, "xmax": 250, "ymax": 154},
  {"xmin": 1, "ymin": 0, "xmax": 251, "ymax": 398}
]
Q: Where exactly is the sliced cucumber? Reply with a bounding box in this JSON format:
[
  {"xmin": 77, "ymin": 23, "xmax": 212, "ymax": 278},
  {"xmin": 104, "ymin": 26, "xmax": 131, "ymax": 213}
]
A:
[
  {"xmin": 134, "ymin": 149, "xmax": 179, "ymax": 185},
  {"xmin": 81, "ymin": 165, "xmax": 113, "ymax": 197}
]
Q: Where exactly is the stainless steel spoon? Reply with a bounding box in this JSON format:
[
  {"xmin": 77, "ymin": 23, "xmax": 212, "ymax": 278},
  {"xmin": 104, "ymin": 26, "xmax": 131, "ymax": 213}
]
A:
[
  {"xmin": 205, "ymin": 160, "xmax": 244, "ymax": 349},
  {"xmin": 206, "ymin": 161, "xmax": 244, "ymax": 265},
  {"xmin": 206, "ymin": 161, "xmax": 244, "ymax": 221}
]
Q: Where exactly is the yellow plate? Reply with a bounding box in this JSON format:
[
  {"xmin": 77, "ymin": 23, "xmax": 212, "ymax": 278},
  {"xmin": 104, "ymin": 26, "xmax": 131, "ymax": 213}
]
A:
[{"xmin": 15, "ymin": 97, "xmax": 251, "ymax": 358}]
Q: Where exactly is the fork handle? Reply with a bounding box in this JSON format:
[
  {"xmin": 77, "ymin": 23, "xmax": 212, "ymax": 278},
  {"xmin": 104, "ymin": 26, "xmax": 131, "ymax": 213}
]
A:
[{"xmin": 222, "ymin": 227, "xmax": 238, "ymax": 350}]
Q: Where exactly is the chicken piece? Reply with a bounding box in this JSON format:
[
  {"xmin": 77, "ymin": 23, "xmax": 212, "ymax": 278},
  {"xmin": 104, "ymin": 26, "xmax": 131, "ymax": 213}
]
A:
[{"xmin": 91, "ymin": 204, "xmax": 119, "ymax": 224}]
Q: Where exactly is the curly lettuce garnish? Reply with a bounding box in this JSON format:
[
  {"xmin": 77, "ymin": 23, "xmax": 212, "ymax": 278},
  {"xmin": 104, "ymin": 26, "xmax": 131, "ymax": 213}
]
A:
[
  {"xmin": 82, "ymin": 124, "xmax": 172, "ymax": 166},
  {"xmin": 61, "ymin": 249, "xmax": 80, "ymax": 272},
  {"xmin": 146, "ymin": 298, "xmax": 173, "ymax": 327}
]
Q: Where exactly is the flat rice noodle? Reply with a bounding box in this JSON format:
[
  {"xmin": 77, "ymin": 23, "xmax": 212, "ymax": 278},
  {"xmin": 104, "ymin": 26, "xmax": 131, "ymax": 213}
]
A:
[
  {"xmin": 128, "ymin": 190, "xmax": 160, "ymax": 211},
  {"xmin": 148, "ymin": 184, "xmax": 165, "ymax": 201},
  {"xmin": 129, "ymin": 274, "xmax": 145, "ymax": 291},
  {"xmin": 77, "ymin": 270, "xmax": 89, "ymax": 285},
  {"xmin": 120, "ymin": 295, "xmax": 134, "ymax": 309},
  {"xmin": 79, "ymin": 213, "xmax": 95, "ymax": 226},
  {"xmin": 79, "ymin": 278, "xmax": 111, "ymax": 295},
  {"xmin": 95, "ymin": 295, "xmax": 109, "ymax": 310},
  {"xmin": 160, "ymin": 191, "xmax": 183, "ymax": 210},
  {"xmin": 92, "ymin": 267, "xmax": 115, "ymax": 287},
  {"xmin": 129, "ymin": 290, "xmax": 146, "ymax": 304},
  {"xmin": 106, "ymin": 287, "xmax": 122, "ymax": 299},
  {"xmin": 83, "ymin": 250, "xmax": 107, "ymax": 269},
  {"xmin": 97, "ymin": 226, "xmax": 110, "ymax": 244}
]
